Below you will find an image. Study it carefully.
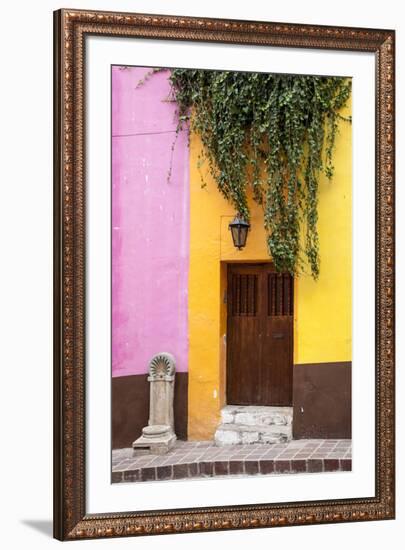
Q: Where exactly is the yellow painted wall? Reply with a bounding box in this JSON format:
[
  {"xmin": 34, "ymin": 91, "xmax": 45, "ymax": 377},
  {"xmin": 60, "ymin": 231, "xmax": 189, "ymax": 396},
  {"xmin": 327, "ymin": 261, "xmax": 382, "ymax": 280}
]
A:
[
  {"xmin": 295, "ymin": 105, "xmax": 352, "ymax": 364},
  {"xmin": 188, "ymin": 98, "xmax": 352, "ymax": 440}
]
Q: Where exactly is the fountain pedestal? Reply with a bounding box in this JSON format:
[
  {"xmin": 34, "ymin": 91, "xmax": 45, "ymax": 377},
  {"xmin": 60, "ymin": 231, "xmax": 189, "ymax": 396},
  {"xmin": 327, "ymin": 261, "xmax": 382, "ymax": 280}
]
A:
[{"xmin": 132, "ymin": 353, "xmax": 177, "ymax": 455}]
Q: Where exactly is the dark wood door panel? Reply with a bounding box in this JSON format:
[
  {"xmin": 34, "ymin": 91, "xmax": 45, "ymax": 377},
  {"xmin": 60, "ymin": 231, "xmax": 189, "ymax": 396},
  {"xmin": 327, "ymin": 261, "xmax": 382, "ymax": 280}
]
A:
[
  {"xmin": 227, "ymin": 317, "xmax": 261, "ymax": 404},
  {"xmin": 226, "ymin": 263, "xmax": 293, "ymax": 406},
  {"xmin": 262, "ymin": 316, "xmax": 293, "ymax": 405}
]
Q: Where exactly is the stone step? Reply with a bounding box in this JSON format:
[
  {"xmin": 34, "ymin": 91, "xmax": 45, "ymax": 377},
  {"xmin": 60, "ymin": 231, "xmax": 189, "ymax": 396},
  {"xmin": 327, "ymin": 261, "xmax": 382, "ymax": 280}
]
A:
[
  {"xmin": 214, "ymin": 422, "xmax": 292, "ymax": 446},
  {"xmin": 220, "ymin": 405, "xmax": 293, "ymax": 428}
]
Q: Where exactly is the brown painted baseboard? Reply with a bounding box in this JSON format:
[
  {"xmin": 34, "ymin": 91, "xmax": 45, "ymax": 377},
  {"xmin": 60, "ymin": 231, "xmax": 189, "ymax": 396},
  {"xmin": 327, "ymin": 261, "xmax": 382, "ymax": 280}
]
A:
[
  {"xmin": 293, "ymin": 362, "xmax": 351, "ymax": 439},
  {"xmin": 112, "ymin": 363, "xmax": 350, "ymax": 448},
  {"xmin": 112, "ymin": 372, "xmax": 188, "ymax": 449}
]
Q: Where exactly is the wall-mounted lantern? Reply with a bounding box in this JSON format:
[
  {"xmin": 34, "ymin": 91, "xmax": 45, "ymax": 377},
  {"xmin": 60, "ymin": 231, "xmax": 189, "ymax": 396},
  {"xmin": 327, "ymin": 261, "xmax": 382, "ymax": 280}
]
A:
[{"xmin": 229, "ymin": 214, "xmax": 250, "ymax": 250}]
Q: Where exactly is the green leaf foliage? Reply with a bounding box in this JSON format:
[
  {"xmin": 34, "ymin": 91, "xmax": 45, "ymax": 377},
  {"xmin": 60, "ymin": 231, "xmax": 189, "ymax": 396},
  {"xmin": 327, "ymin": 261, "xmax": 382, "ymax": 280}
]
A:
[{"xmin": 148, "ymin": 68, "xmax": 351, "ymax": 279}]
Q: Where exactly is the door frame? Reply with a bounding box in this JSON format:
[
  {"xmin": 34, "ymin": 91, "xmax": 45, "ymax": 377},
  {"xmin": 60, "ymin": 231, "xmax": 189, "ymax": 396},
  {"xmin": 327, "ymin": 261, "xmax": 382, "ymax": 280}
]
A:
[{"xmin": 223, "ymin": 261, "xmax": 295, "ymax": 407}]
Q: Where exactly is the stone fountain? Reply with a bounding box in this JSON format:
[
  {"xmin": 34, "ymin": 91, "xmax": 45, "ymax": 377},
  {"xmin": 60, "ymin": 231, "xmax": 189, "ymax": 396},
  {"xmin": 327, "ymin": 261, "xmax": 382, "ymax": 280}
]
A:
[{"xmin": 132, "ymin": 352, "xmax": 177, "ymax": 455}]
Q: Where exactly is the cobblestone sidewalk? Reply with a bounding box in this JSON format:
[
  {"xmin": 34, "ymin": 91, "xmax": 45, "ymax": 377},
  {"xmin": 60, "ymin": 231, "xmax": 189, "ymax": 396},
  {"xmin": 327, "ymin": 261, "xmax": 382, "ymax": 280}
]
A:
[{"xmin": 112, "ymin": 439, "xmax": 351, "ymax": 483}]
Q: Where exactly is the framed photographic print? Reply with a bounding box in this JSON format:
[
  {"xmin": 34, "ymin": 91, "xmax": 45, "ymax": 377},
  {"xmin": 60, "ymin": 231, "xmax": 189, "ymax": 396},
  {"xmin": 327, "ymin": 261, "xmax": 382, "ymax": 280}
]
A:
[{"xmin": 53, "ymin": 8, "xmax": 395, "ymax": 541}]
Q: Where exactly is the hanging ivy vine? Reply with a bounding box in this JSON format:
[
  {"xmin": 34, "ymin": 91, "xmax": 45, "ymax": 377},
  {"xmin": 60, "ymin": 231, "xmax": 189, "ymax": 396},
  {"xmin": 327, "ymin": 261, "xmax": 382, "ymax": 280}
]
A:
[{"xmin": 141, "ymin": 68, "xmax": 351, "ymax": 279}]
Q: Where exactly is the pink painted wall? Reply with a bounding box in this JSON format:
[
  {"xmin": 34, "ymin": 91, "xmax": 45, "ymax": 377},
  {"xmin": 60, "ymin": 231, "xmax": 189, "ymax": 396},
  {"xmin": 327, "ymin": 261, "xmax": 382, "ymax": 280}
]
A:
[{"xmin": 112, "ymin": 67, "xmax": 189, "ymax": 376}]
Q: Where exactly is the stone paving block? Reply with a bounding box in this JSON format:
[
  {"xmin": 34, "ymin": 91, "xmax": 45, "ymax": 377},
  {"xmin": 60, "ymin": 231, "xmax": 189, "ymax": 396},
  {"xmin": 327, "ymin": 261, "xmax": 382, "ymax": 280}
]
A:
[
  {"xmin": 340, "ymin": 459, "xmax": 352, "ymax": 471},
  {"xmin": 203, "ymin": 450, "xmax": 221, "ymax": 458},
  {"xmin": 112, "ymin": 471, "xmax": 123, "ymax": 483},
  {"xmin": 112, "ymin": 461, "xmax": 127, "ymax": 470},
  {"xmin": 290, "ymin": 460, "xmax": 307, "ymax": 473},
  {"xmin": 176, "ymin": 440, "xmax": 191, "ymax": 447},
  {"xmin": 178, "ymin": 456, "xmax": 192, "ymax": 464},
  {"xmin": 214, "ymin": 461, "xmax": 229, "ymax": 476},
  {"xmin": 274, "ymin": 460, "xmax": 291, "ymax": 473},
  {"xmin": 327, "ymin": 452, "xmax": 347, "ymax": 458},
  {"xmin": 259, "ymin": 460, "xmax": 274, "ymax": 475},
  {"xmin": 229, "ymin": 461, "xmax": 245, "ymax": 475},
  {"xmin": 307, "ymin": 459, "xmax": 323, "ymax": 473},
  {"xmin": 199, "ymin": 461, "xmax": 214, "ymax": 477},
  {"xmin": 324, "ymin": 459, "xmax": 340, "ymax": 472},
  {"xmin": 278, "ymin": 452, "xmax": 296, "ymax": 458},
  {"xmin": 188, "ymin": 462, "xmax": 199, "ymax": 477},
  {"xmin": 245, "ymin": 461, "xmax": 259, "ymax": 475},
  {"xmin": 187, "ymin": 452, "xmax": 205, "ymax": 458},
  {"xmin": 141, "ymin": 467, "xmax": 156, "ymax": 481},
  {"xmin": 248, "ymin": 452, "xmax": 268, "ymax": 458},
  {"xmin": 173, "ymin": 463, "xmax": 189, "ymax": 479},
  {"xmin": 123, "ymin": 470, "xmax": 141, "ymax": 482},
  {"xmin": 156, "ymin": 465, "xmax": 173, "ymax": 480},
  {"xmin": 234, "ymin": 451, "xmax": 251, "ymax": 456},
  {"xmin": 262, "ymin": 455, "xmax": 281, "ymax": 461}
]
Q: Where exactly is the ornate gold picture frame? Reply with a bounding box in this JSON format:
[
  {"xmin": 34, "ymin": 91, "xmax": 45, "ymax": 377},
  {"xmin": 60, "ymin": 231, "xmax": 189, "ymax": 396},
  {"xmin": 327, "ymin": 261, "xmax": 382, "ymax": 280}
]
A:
[{"xmin": 54, "ymin": 8, "xmax": 395, "ymax": 541}]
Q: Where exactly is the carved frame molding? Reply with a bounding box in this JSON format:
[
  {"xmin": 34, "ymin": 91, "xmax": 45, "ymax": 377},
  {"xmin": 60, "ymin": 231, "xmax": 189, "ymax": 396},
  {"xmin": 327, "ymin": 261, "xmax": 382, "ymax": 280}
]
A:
[{"xmin": 54, "ymin": 8, "xmax": 395, "ymax": 540}]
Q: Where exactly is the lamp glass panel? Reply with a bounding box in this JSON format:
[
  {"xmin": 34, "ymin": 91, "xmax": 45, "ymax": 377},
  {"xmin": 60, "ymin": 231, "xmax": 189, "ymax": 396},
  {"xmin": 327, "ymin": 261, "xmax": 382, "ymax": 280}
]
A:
[{"xmin": 230, "ymin": 225, "xmax": 240, "ymax": 247}]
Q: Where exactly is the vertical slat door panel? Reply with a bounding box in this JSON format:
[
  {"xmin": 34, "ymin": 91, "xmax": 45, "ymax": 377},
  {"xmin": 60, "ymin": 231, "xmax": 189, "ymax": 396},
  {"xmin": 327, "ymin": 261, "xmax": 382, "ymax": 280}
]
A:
[
  {"xmin": 227, "ymin": 270, "xmax": 261, "ymax": 404},
  {"xmin": 227, "ymin": 264, "xmax": 293, "ymax": 406},
  {"xmin": 227, "ymin": 317, "xmax": 262, "ymax": 404},
  {"xmin": 261, "ymin": 316, "xmax": 293, "ymax": 405}
]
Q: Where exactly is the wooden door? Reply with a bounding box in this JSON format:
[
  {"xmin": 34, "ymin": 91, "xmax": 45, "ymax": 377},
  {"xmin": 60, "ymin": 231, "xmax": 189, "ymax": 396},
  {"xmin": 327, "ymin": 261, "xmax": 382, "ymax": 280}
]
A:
[{"xmin": 226, "ymin": 263, "xmax": 293, "ymax": 406}]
